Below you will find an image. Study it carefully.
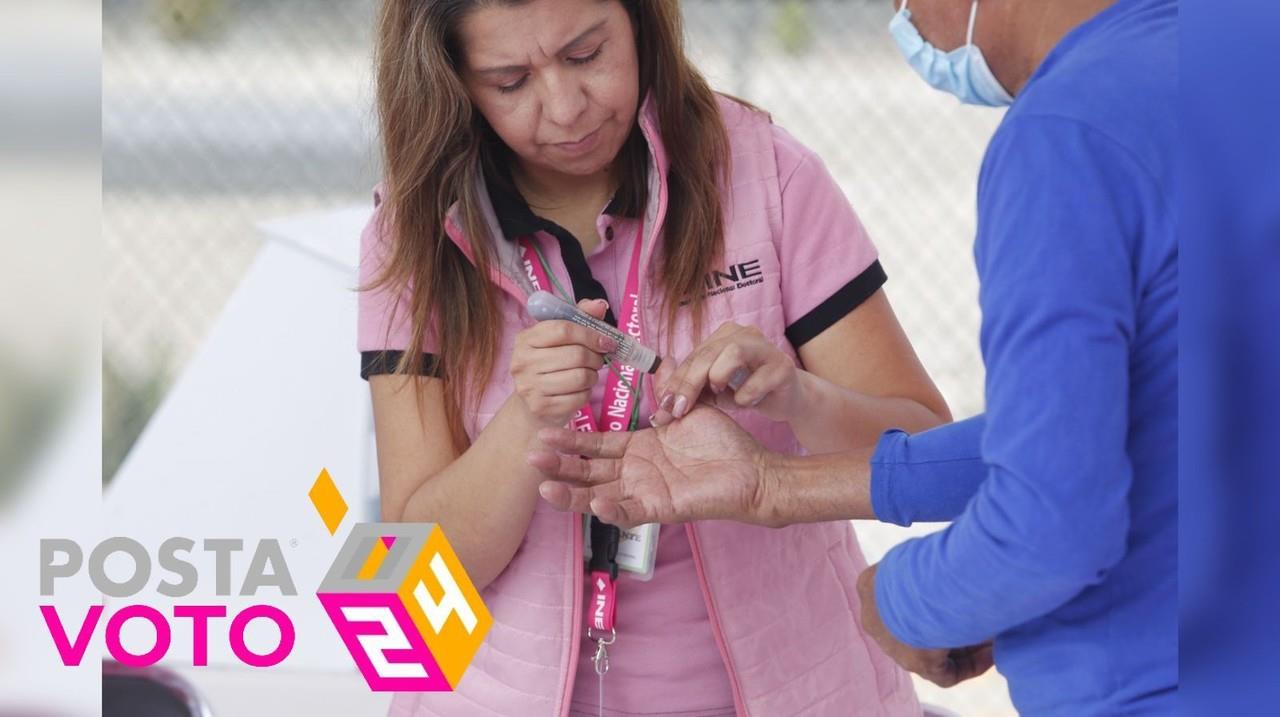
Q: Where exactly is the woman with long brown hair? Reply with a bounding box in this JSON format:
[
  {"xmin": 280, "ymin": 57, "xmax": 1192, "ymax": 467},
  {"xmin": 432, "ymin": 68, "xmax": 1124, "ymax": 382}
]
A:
[{"xmin": 360, "ymin": 1, "xmax": 945, "ymax": 714}]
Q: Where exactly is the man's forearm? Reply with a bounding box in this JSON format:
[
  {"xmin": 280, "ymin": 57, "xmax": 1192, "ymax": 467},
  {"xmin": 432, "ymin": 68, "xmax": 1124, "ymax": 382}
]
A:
[
  {"xmin": 755, "ymin": 445, "xmax": 877, "ymax": 527},
  {"xmin": 752, "ymin": 416, "xmax": 988, "ymax": 529},
  {"xmin": 870, "ymin": 416, "xmax": 988, "ymax": 526}
]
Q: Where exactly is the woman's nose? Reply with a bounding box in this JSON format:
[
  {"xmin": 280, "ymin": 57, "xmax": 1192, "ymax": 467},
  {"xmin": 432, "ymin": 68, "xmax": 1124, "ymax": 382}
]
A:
[{"xmin": 539, "ymin": 71, "xmax": 589, "ymax": 128}]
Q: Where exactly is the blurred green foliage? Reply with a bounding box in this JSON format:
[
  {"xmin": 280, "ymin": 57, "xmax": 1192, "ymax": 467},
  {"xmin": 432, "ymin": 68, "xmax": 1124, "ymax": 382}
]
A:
[
  {"xmin": 774, "ymin": 0, "xmax": 814, "ymax": 56},
  {"xmin": 152, "ymin": 0, "xmax": 230, "ymax": 42},
  {"xmin": 103, "ymin": 350, "xmax": 172, "ymax": 486}
]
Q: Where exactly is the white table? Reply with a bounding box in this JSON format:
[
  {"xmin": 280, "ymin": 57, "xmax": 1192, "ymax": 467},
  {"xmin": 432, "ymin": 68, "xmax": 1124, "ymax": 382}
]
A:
[{"xmin": 104, "ymin": 206, "xmax": 391, "ymax": 715}]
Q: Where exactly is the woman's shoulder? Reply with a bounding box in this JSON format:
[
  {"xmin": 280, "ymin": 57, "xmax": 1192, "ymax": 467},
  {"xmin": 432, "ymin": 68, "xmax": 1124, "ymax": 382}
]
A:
[
  {"xmin": 359, "ymin": 183, "xmax": 395, "ymax": 279},
  {"xmin": 714, "ymin": 93, "xmax": 772, "ymax": 144},
  {"xmin": 714, "ymin": 95, "xmax": 821, "ymax": 190}
]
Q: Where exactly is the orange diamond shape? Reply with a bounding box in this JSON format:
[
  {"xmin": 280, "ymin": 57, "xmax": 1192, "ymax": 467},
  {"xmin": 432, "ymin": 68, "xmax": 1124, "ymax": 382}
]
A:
[{"xmin": 309, "ymin": 468, "xmax": 348, "ymax": 535}]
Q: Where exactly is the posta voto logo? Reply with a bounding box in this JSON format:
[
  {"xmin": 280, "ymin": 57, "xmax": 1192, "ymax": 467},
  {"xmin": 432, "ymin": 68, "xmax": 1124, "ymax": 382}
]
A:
[
  {"xmin": 38, "ymin": 468, "xmax": 490, "ymax": 692},
  {"xmin": 310, "ymin": 468, "xmax": 492, "ymax": 691}
]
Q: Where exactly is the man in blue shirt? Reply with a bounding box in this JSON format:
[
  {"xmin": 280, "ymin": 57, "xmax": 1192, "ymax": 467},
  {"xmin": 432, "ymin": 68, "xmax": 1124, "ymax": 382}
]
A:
[{"xmin": 530, "ymin": 0, "xmax": 1177, "ymax": 713}]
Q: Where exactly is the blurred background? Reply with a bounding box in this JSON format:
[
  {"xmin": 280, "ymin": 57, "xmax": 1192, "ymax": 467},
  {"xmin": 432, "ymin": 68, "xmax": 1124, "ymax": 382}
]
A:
[
  {"xmin": 101, "ymin": 0, "xmax": 1010, "ymax": 714},
  {"xmin": 1, "ymin": 1, "xmax": 102, "ymax": 715}
]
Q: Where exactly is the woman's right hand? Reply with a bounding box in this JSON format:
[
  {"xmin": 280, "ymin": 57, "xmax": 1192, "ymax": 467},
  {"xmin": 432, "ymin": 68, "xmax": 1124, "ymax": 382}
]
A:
[{"xmin": 510, "ymin": 298, "xmax": 616, "ymax": 426}]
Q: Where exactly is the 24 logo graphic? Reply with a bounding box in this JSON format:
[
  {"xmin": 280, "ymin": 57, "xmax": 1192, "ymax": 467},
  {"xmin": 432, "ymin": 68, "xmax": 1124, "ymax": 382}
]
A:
[{"xmin": 309, "ymin": 469, "xmax": 492, "ymax": 691}]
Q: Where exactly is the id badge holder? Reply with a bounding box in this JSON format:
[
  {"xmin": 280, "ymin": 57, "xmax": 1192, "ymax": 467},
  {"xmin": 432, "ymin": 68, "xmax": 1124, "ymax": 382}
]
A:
[
  {"xmin": 583, "ymin": 516, "xmax": 659, "ymax": 581},
  {"xmin": 615, "ymin": 523, "xmax": 659, "ymax": 581}
]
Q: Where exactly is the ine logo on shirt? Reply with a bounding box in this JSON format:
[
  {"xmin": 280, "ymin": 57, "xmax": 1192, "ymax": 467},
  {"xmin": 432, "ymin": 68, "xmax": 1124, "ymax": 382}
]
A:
[
  {"xmin": 684, "ymin": 258, "xmax": 765, "ymax": 304},
  {"xmin": 311, "ymin": 469, "xmax": 492, "ymax": 692},
  {"xmin": 705, "ymin": 258, "xmax": 765, "ymax": 297}
]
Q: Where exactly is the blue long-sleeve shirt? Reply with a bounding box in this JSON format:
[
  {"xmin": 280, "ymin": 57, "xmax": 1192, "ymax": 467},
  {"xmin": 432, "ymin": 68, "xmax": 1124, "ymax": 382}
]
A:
[{"xmin": 868, "ymin": 1, "xmax": 1178, "ymax": 714}]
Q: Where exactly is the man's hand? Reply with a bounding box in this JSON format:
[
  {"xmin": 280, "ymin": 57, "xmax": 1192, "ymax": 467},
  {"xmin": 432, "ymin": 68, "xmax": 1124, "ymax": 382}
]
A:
[
  {"xmin": 857, "ymin": 563, "xmax": 995, "ymax": 688},
  {"xmin": 527, "ymin": 405, "xmax": 777, "ymax": 529}
]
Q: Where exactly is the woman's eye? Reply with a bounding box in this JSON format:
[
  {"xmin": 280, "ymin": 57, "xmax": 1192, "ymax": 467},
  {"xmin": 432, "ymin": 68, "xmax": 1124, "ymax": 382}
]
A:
[
  {"xmin": 498, "ymin": 76, "xmax": 528, "ymax": 94},
  {"xmin": 494, "ymin": 44, "xmax": 601, "ymax": 93},
  {"xmin": 567, "ymin": 46, "xmax": 603, "ymax": 65}
]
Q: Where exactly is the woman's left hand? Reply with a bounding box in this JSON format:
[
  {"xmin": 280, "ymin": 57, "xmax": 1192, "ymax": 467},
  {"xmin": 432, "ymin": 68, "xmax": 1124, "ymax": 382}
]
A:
[{"xmin": 652, "ymin": 321, "xmax": 802, "ymax": 426}]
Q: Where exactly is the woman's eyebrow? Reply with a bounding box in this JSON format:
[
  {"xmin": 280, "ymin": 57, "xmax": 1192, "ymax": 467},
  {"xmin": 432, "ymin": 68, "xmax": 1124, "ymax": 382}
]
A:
[{"xmin": 472, "ymin": 19, "xmax": 608, "ymax": 76}]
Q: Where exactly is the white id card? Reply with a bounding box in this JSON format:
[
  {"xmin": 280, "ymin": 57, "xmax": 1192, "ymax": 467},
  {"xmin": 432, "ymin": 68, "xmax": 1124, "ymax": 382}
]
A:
[{"xmin": 583, "ymin": 515, "xmax": 659, "ymax": 581}]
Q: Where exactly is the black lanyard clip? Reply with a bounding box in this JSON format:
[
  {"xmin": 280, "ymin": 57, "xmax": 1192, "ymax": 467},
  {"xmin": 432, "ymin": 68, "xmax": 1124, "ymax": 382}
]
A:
[{"xmin": 588, "ymin": 517, "xmax": 621, "ymax": 580}]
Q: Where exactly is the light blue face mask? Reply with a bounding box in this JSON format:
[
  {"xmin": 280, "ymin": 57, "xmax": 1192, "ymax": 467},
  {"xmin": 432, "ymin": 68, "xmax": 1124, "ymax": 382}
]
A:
[{"xmin": 889, "ymin": 0, "xmax": 1013, "ymax": 107}]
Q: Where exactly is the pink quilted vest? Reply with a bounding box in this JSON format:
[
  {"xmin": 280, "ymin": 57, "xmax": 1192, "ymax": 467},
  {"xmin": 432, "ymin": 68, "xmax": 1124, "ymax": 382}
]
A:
[{"xmin": 386, "ymin": 97, "xmax": 921, "ymax": 717}]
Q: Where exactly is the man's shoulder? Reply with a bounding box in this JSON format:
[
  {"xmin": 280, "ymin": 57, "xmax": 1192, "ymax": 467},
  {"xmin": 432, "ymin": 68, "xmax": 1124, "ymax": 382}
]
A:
[{"xmin": 1003, "ymin": 0, "xmax": 1176, "ymax": 177}]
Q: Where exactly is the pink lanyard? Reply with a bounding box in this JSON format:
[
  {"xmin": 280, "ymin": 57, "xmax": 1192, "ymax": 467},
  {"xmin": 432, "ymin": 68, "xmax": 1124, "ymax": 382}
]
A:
[
  {"xmin": 518, "ymin": 219, "xmax": 648, "ymax": 696},
  {"xmin": 519, "ymin": 222, "xmax": 647, "ymax": 439}
]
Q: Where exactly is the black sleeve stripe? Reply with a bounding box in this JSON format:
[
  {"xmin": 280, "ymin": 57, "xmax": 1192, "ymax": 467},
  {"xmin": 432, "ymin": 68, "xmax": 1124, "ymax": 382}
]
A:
[
  {"xmin": 784, "ymin": 260, "xmax": 888, "ymax": 348},
  {"xmin": 360, "ymin": 350, "xmax": 439, "ymax": 380}
]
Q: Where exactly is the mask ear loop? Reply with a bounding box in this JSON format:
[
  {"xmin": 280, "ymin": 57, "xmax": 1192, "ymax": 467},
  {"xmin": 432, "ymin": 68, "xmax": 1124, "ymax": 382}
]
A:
[
  {"xmin": 966, "ymin": 0, "xmax": 980, "ymax": 48},
  {"xmin": 898, "ymin": 0, "xmax": 909, "ymax": 12}
]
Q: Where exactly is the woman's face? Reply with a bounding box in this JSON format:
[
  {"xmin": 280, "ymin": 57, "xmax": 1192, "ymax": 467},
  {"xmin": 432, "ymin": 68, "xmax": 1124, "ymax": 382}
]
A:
[{"xmin": 458, "ymin": 0, "xmax": 640, "ymax": 182}]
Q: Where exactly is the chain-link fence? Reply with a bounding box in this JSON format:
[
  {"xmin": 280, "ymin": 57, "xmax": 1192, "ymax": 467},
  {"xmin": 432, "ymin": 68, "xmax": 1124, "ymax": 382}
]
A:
[{"xmin": 104, "ymin": 0, "xmax": 1010, "ymax": 713}]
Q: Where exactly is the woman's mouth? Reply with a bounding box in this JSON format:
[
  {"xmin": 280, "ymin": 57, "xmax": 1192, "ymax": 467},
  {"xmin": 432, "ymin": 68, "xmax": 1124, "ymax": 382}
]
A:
[{"xmin": 552, "ymin": 127, "xmax": 602, "ymax": 155}]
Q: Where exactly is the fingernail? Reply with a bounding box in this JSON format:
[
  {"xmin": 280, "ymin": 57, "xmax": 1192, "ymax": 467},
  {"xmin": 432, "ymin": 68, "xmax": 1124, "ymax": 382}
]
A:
[
  {"xmin": 600, "ymin": 336, "xmax": 618, "ymax": 353},
  {"xmin": 728, "ymin": 367, "xmax": 750, "ymax": 390},
  {"xmin": 673, "ymin": 394, "xmax": 689, "ymax": 418},
  {"xmin": 659, "ymin": 393, "xmax": 675, "ymax": 413},
  {"xmin": 750, "ymin": 396, "xmax": 764, "ymax": 408},
  {"xmin": 538, "ymin": 483, "xmax": 552, "ymax": 499}
]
